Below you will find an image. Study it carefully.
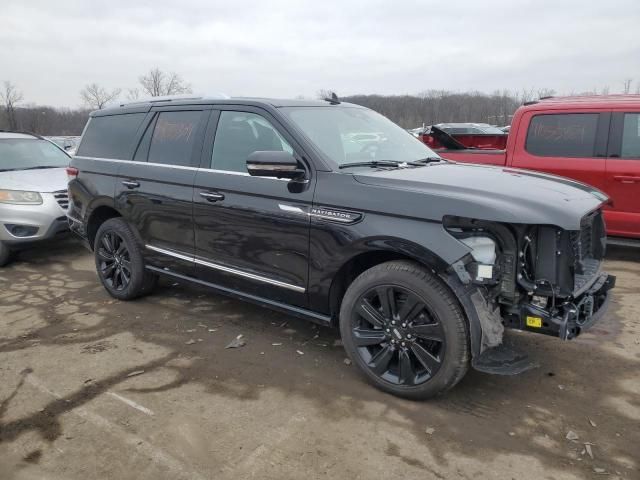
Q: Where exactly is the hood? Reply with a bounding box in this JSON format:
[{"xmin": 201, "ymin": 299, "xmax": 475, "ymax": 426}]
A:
[
  {"xmin": 0, "ymin": 168, "xmax": 68, "ymax": 193},
  {"xmin": 353, "ymin": 162, "xmax": 607, "ymax": 230}
]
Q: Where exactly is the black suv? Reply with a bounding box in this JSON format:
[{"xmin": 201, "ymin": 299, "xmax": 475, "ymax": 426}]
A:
[{"xmin": 67, "ymin": 96, "xmax": 615, "ymax": 398}]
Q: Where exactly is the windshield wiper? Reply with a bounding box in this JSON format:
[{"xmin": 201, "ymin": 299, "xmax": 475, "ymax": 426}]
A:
[
  {"xmin": 339, "ymin": 160, "xmax": 422, "ymax": 169},
  {"xmin": 415, "ymin": 156, "xmax": 446, "ymax": 163}
]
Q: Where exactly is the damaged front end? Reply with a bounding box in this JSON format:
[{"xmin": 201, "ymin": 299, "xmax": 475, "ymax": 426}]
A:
[{"xmin": 442, "ymin": 211, "xmax": 616, "ymax": 375}]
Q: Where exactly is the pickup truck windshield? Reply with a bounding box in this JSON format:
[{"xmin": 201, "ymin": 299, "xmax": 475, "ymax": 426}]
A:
[
  {"xmin": 0, "ymin": 139, "xmax": 70, "ymax": 172},
  {"xmin": 282, "ymin": 106, "xmax": 440, "ymax": 167}
]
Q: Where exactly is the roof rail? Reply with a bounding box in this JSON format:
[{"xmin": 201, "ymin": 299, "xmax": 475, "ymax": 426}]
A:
[{"xmin": 119, "ymin": 93, "xmax": 230, "ymax": 108}]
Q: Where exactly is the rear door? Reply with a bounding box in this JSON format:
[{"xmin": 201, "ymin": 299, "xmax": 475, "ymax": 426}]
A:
[
  {"xmin": 192, "ymin": 107, "xmax": 314, "ymax": 308},
  {"xmin": 510, "ymin": 111, "xmax": 609, "ymax": 192},
  {"xmin": 115, "ymin": 106, "xmax": 210, "ymax": 274},
  {"xmin": 606, "ymin": 112, "xmax": 640, "ymax": 238}
]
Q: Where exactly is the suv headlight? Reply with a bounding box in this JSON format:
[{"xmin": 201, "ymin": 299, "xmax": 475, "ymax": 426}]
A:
[{"xmin": 0, "ymin": 190, "xmax": 43, "ymax": 205}]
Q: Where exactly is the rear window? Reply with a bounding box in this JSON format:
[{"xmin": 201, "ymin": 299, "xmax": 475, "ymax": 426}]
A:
[
  {"xmin": 525, "ymin": 113, "xmax": 599, "ymax": 158},
  {"xmin": 76, "ymin": 113, "xmax": 146, "ymax": 160},
  {"xmin": 147, "ymin": 111, "xmax": 203, "ymax": 167}
]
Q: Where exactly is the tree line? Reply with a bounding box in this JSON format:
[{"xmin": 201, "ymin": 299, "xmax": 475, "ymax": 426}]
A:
[{"xmin": 1, "ymin": 70, "xmax": 638, "ymax": 135}]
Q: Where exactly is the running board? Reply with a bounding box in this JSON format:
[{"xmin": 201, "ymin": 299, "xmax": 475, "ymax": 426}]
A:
[
  {"xmin": 607, "ymin": 236, "xmax": 640, "ymax": 248},
  {"xmin": 145, "ymin": 265, "xmax": 332, "ymax": 326}
]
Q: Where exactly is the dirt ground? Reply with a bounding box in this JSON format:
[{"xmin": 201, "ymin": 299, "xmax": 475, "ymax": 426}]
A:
[{"xmin": 0, "ymin": 237, "xmax": 638, "ymax": 480}]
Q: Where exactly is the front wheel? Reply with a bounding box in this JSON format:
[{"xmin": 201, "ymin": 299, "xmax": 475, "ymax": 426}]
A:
[
  {"xmin": 339, "ymin": 261, "xmax": 469, "ymax": 399},
  {"xmin": 94, "ymin": 218, "xmax": 157, "ymax": 300}
]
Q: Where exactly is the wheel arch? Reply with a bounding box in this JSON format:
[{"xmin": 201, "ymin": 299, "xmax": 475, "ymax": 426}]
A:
[
  {"xmin": 86, "ymin": 203, "xmax": 122, "ymax": 250},
  {"xmin": 327, "ymin": 239, "xmax": 451, "ymax": 325}
]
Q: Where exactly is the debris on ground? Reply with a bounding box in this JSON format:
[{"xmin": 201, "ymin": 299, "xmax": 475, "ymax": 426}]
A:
[
  {"xmin": 185, "ymin": 339, "xmax": 196, "ymax": 345},
  {"xmin": 198, "ymin": 323, "xmax": 207, "ymax": 328},
  {"xmin": 343, "ymin": 358, "xmax": 352, "ymax": 366},
  {"xmin": 589, "ymin": 419, "xmax": 597, "ymax": 428},
  {"xmin": 508, "ymin": 432, "xmax": 516, "ymax": 437},
  {"xmin": 584, "ymin": 443, "xmax": 594, "ymax": 459},
  {"xmin": 566, "ymin": 430, "xmax": 579, "ymax": 441},
  {"xmin": 186, "ymin": 329, "xmax": 196, "ymax": 333},
  {"xmin": 225, "ymin": 335, "xmax": 246, "ymax": 349},
  {"xmin": 126, "ymin": 370, "xmax": 145, "ymax": 377},
  {"xmin": 296, "ymin": 350, "xmax": 304, "ymax": 355},
  {"xmin": 208, "ymin": 329, "xmax": 217, "ymax": 332},
  {"xmin": 592, "ymin": 467, "xmax": 607, "ymax": 474},
  {"xmin": 197, "ymin": 338, "xmax": 203, "ymax": 342},
  {"xmin": 558, "ymin": 384, "xmax": 565, "ymax": 390},
  {"xmin": 425, "ymin": 427, "xmax": 435, "ymax": 435},
  {"xmin": 271, "ymin": 343, "xmax": 282, "ymax": 346}
]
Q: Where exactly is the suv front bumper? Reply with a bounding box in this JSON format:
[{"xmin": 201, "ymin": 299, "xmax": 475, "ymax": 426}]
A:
[
  {"xmin": 0, "ymin": 193, "xmax": 69, "ymax": 246},
  {"xmin": 515, "ymin": 272, "xmax": 616, "ymax": 340}
]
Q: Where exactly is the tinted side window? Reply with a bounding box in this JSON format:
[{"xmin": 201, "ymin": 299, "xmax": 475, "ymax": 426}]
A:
[
  {"xmin": 148, "ymin": 111, "xmax": 203, "ymax": 167},
  {"xmin": 77, "ymin": 113, "xmax": 146, "ymax": 160},
  {"xmin": 526, "ymin": 113, "xmax": 599, "ymax": 157},
  {"xmin": 211, "ymin": 111, "xmax": 293, "ymax": 172},
  {"xmin": 621, "ymin": 113, "xmax": 640, "ymax": 158}
]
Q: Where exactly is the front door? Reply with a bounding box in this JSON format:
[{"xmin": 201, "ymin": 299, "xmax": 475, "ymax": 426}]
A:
[
  {"xmin": 193, "ymin": 108, "xmax": 314, "ymax": 307},
  {"xmin": 606, "ymin": 112, "xmax": 640, "ymax": 238},
  {"xmin": 115, "ymin": 107, "xmax": 209, "ymax": 274}
]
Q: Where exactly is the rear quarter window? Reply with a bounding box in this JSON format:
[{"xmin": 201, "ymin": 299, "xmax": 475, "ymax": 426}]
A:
[
  {"xmin": 76, "ymin": 113, "xmax": 146, "ymax": 160},
  {"xmin": 525, "ymin": 113, "xmax": 599, "ymax": 158}
]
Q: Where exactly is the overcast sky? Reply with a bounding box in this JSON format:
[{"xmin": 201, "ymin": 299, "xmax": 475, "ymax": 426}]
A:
[{"xmin": 2, "ymin": 0, "xmax": 639, "ymax": 108}]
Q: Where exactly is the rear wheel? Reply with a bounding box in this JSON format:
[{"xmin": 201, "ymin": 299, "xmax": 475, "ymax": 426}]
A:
[
  {"xmin": 339, "ymin": 260, "xmax": 469, "ymax": 399},
  {"xmin": 94, "ymin": 218, "xmax": 157, "ymax": 300}
]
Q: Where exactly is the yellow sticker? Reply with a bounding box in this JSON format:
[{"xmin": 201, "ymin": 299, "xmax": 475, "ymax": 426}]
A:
[{"xmin": 526, "ymin": 316, "xmax": 542, "ymax": 328}]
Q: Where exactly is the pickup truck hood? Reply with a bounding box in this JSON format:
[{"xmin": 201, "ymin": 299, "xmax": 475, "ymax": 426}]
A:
[
  {"xmin": 0, "ymin": 168, "xmax": 68, "ymax": 192},
  {"xmin": 353, "ymin": 162, "xmax": 607, "ymax": 230}
]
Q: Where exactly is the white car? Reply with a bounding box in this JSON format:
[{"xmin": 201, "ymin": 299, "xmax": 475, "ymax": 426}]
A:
[{"xmin": 0, "ymin": 132, "xmax": 71, "ymax": 266}]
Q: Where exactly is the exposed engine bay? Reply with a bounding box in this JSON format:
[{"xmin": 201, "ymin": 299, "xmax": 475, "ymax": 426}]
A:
[{"xmin": 445, "ymin": 210, "xmax": 616, "ymax": 353}]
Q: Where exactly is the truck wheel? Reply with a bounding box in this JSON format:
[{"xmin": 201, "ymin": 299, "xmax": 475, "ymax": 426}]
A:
[
  {"xmin": 339, "ymin": 260, "xmax": 469, "ymax": 399},
  {"xmin": 94, "ymin": 218, "xmax": 157, "ymax": 300},
  {"xmin": 0, "ymin": 241, "xmax": 12, "ymax": 267}
]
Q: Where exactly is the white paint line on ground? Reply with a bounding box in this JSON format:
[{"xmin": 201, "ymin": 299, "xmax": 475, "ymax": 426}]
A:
[
  {"xmin": 107, "ymin": 392, "xmax": 155, "ymax": 416},
  {"xmin": 25, "ymin": 373, "xmax": 207, "ymax": 480}
]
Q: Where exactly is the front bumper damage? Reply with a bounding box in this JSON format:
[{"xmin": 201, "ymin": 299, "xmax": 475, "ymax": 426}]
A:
[{"xmin": 445, "ymin": 270, "xmax": 616, "ymax": 376}]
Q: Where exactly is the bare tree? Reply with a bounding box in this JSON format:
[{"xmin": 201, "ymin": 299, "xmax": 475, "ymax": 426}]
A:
[
  {"xmin": 138, "ymin": 68, "xmax": 192, "ymax": 97},
  {"xmin": 0, "ymin": 81, "xmax": 24, "ymax": 130},
  {"xmin": 126, "ymin": 88, "xmax": 140, "ymax": 101},
  {"xmin": 623, "ymin": 78, "xmax": 633, "ymax": 94},
  {"xmin": 80, "ymin": 83, "xmax": 121, "ymax": 109}
]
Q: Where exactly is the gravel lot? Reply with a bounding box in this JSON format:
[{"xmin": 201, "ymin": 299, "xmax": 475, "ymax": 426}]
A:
[{"xmin": 0, "ymin": 237, "xmax": 638, "ymax": 479}]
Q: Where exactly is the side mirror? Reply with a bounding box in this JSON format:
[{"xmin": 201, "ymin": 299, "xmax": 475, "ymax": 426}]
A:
[{"xmin": 246, "ymin": 151, "xmax": 305, "ymax": 179}]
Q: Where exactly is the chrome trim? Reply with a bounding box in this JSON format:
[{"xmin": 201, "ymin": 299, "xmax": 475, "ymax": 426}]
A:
[
  {"xmin": 278, "ymin": 204, "xmax": 307, "ymax": 215},
  {"xmin": 145, "ymin": 244, "xmax": 305, "ymax": 293},
  {"xmin": 75, "ymin": 157, "xmax": 290, "ymax": 180},
  {"xmin": 146, "ymin": 244, "xmax": 195, "ymax": 263}
]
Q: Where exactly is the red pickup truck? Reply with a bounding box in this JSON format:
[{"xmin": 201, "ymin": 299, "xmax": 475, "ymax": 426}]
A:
[{"xmin": 428, "ymin": 95, "xmax": 640, "ymax": 241}]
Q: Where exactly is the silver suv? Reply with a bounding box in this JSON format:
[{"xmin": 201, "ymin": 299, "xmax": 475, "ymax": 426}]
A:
[{"xmin": 0, "ymin": 132, "xmax": 71, "ymax": 266}]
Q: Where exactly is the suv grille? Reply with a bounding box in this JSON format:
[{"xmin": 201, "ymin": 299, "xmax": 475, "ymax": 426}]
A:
[{"xmin": 53, "ymin": 190, "xmax": 69, "ymax": 210}]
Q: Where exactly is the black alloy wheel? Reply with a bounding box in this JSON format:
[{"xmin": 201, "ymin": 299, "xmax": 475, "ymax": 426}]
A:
[
  {"xmin": 97, "ymin": 231, "xmax": 132, "ymax": 291},
  {"xmin": 351, "ymin": 284, "xmax": 445, "ymax": 386}
]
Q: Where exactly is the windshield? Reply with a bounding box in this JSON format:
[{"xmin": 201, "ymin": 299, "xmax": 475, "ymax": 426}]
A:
[
  {"xmin": 0, "ymin": 139, "xmax": 70, "ymax": 172},
  {"xmin": 282, "ymin": 106, "xmax": 440, "ymax": 167}
]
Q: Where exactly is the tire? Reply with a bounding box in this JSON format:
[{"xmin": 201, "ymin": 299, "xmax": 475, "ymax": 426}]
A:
[
  {"xmin": 339, "ymin": 260, "xmax": 469, "ymax": 399},
  {"xmin": 0, "ymin": 241, "xmax": 12, "ymax": 267},
  {"xmin": 94, "ymin": 218, "xmax": 157, "ymax": 300}
]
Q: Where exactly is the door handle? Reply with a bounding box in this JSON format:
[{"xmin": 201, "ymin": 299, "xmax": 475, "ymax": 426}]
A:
[
  {"xmin": 199, "ymin": 191, "xmax": 225, "ymax": 202},
  {"xmin": 121, "ymin": 180, "xmax": 140, "ymax": 189},
  {"xmin": 613, "ymin": 175, "xmax": 640, "ymax": 184}
]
